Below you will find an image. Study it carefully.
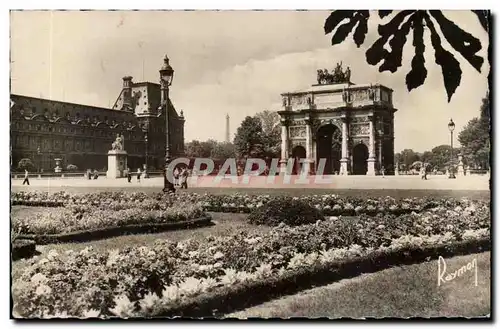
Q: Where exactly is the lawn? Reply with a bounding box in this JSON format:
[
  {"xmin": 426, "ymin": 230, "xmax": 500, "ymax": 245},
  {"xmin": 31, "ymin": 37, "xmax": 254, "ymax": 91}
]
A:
[{"xmin": 227, "ymin": 252, "xmax": 491, "ymax": 319}]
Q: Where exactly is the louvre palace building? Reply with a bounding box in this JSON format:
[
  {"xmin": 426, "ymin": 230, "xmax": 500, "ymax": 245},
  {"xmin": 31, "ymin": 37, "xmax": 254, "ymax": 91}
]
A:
[{"xmin": 10, "ymin": 75, "xmax": 185, "ymax": 172}]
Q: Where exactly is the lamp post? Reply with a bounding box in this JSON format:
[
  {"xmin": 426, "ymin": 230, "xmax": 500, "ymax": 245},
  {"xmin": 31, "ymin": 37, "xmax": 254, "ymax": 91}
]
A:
[
  {"xmin": 447, "ymin": 118, "xmax": 456, "ymax": 179},
  {"xmin": 159, "ymin": 55, "xmax": 176, "ymax": 193},
  {"xmin": 37, "ymin": 146, "xmax": 41, "ymax": 173},
  {"xmin": 144, "ymin": 132, "xmax": 149, "ymax": 174}
]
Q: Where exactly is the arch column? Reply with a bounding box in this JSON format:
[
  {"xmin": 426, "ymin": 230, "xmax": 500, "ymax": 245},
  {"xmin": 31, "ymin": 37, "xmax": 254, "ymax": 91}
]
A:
[
  {"xmin": 304, "ymin": 118, "xmax": 314, "ymax": 174},
  {"xmin": 279, "ymin": 119, "xmax": 290, "ymax": 174},
  {"xmin": 339, "ymin": 116, "xmax": 349, "ymax": 175},
  {"xmin": 367, "ymin": 115, "xmax": 376, "ymax": 176}
]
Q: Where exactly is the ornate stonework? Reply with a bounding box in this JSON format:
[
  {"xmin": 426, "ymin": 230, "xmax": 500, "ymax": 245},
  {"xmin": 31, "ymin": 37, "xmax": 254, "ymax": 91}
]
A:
[
  {"xmin": 289, "ymin": 126, "xmax": 306, "ymax": 138},
  {"xmin": 350, "ymin": 123, "xmax": 370, "ymax": 136}
]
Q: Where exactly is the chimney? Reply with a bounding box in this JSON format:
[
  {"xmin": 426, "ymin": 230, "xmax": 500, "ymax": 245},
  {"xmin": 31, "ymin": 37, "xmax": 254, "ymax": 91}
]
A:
[{"xmin": 122, "ymin": 76, "xmax": 133, "ymax": 111}]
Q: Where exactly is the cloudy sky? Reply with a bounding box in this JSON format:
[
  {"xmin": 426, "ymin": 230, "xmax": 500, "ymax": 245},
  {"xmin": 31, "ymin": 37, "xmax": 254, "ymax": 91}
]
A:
[{"xmin": 10, "ymin": 10, "xmax": 489, "ymax": 152}]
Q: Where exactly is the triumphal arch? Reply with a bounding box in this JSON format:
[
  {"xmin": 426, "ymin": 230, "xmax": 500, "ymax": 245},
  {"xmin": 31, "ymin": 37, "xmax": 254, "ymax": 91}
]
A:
[{"xmin": 278, "ymin": 63, "xmax": 396, "ymax": 176}]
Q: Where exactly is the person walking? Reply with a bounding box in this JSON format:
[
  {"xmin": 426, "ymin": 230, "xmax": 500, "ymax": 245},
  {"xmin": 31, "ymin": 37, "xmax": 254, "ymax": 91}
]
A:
[
  {"xmin": 381, "ymin": 166, "xmax": 385, "ymax": 178},
  {"xmin": 173, "ymin": 167, "xmax": 180, "ymax": 187},
  {"xmin": 22, "ymin": 169, "xmax": 30, "ymax": 185},
  {"xmin": 137, "ymin": 168, "xmax": 142, "ymax": 182},
  {"xmin": 180, "ymin": 167, "xmax": 188, "ymax": 189},
  {"xmin": 126, "ymin": 167, "xmax": 132, "ymax": 183}
]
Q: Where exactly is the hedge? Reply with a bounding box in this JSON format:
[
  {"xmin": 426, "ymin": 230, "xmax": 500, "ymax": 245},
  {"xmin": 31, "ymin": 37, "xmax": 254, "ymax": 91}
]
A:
[{"xmin": 16, "ymin": 215, "xmax": 212, "ymax": 245}]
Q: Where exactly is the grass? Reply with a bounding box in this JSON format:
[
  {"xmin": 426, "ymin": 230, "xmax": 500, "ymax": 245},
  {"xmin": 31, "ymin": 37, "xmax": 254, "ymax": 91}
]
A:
[
  {"xmin": 227, "ymin": 252, "xmax": 491, "ymax": 319},
  {"xmin": 11, "ymin": 186, "xmax": 490, "ymax": 200}
]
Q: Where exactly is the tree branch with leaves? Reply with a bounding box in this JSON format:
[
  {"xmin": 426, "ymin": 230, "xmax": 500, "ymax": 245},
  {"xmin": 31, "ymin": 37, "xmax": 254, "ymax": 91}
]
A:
[{"xmin": 324, "ymin": 10, "xmax": 489, "ymax": 101}]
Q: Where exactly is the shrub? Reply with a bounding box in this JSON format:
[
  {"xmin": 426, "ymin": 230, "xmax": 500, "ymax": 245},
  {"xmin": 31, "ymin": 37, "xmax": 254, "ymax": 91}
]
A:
[
  {"xmin": 247, "ymin": 197, "xmax": 324, "ymax": 226},
  {"xmin": 66, "ymin": 164, "xmax": 78, "ymax": 172},
  {"xmin": 17, "ymin": 158, "xmax": 36, "ymax": 172}
]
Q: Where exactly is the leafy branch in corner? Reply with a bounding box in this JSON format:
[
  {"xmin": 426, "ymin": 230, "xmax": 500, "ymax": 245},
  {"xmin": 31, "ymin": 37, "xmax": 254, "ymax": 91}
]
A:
[{"xmin": 324, "ymin": 10, "xmax": 489, "ymax": 102}]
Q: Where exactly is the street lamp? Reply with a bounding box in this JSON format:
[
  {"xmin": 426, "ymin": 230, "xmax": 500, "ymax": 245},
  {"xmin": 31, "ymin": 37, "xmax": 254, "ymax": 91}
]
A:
[
  {"xmin": 447, "ymin": 118, "xmax": 456, "ymax": 179},
  {"xmin": 159, "ymin": 55, "xmax": 176, "ymax": 193},
  {"xmin": 144, "ymin": 132, "xmax": 149, "ymax": 176},
  {"xmin": 37, "ymin": 146, "xmax": 41, "ymax": 173}
]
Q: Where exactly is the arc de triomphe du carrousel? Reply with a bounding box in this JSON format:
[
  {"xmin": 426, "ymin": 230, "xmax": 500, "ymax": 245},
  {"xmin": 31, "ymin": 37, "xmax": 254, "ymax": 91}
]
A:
[{"xmin": 278, "ymin": 62, "xmax": 396, "ymax": 176}]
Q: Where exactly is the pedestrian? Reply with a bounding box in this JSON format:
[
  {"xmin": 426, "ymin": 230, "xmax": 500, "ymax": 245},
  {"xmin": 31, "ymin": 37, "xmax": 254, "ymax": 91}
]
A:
[
  {"xmin": 180, "ymin": 167, "xmax": 188, "ymax": 189},
  {"xmin": 173, "ymin": 167, "xmax": 180, "ymax": 187},
  {"xmin": 137, "ymin": 168, "xmax": 142, "ymax": 182},
  {"xmin": 93, "ymin": 169, "xmax": 99, "ymax": 180},
  {"xmin": 22, "ymin": 169, "xmax": 30, "ymax": 185},
  {"xmin": 87, "ymin": 169, "xmax": 92, "ymax": 180},
  {"xmin": 381, "ymin": 166, "xmax": 385, "ymax": 178},
  {"xmin": 126, "ymin": 167, "xmax": 132, "ymax": 183}
]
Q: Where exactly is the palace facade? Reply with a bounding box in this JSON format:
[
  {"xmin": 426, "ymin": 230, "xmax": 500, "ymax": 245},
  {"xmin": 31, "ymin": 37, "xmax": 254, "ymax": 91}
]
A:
[
  {"xmin": 278, "ymin": 64, "xmax": 396, "ymax": 175},
  {"xmin": 10, "ymin": 76, "xmax": 185, "ymax": 172}
]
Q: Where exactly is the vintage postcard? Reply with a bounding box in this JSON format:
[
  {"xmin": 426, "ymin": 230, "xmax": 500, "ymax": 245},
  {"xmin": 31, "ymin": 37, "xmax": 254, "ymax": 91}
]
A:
[{"xmin": 10, "ymin": 10, "xmax": 491, "ymax": 319}]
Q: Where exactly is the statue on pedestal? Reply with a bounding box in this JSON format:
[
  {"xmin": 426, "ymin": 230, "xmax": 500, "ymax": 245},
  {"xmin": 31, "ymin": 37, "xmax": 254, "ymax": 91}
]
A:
[{"xmin": 111, "ymin": 134, "xmax": 125, "ymax": 151}]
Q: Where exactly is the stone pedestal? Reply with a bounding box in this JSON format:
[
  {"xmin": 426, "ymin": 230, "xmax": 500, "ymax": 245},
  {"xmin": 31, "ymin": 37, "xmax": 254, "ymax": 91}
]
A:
[
  {"xmin": 366, "ymin": 158, "xmax": 376, "ymax": 176},
  {"xmin": 106, "ymin": 150, "xmax": 128, "ymax": 178},
  {"xmin": 340, "ymin": 159, "xmax": 349, "ymax": 175}
]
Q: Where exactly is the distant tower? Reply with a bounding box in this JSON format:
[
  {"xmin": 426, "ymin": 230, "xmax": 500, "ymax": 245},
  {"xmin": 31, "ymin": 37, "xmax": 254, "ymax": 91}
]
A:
[{"xmin": 225, "ymin": 114, "xmax": 230, "ymax": 142}]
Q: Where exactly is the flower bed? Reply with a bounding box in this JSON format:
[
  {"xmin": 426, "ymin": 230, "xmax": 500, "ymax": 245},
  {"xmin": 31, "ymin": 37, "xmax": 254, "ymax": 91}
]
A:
[
  {"xmin": 12, "ymin": 202, "xmax": 206, "ymax": 236},
  {"xmin": 11, "ymin": 191, "xmax": 488, "ymax": 217},
  {"xmin": 12, "ymin": 204, "xmax": 490, "ymax": 318}
]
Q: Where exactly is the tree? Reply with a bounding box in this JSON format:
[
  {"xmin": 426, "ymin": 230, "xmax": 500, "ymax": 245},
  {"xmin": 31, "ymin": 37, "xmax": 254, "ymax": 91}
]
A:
[
  {"xmin": 17, "ymin": 158, "xmax": 35, "ymax": 172},
  {"xmin": 324, "ymin": 10, "xmax": 489, "ymax": 102},
  {"xmin": 458, "ymin": 94, "xmax": 490, "ymax": 169},
  {"xmin": 233, "ymin": 116, "xmax": 265, "ymax": 159},
  {"xmin": 397, "ymin": 149, "xmax": 420, "ymax": 172},
  {"xmin": 211, "ymin": 141, "xmax": 237, "ymax": 160},
  {"xmin": 254, "ymin": 110, "xmax": 281, "ymax": 159},
  {"xmin": 428, "ymin": 145, "xmax": 460, "ymax": 171},
  {"xmin": 185, "ymin": 140, "xmax": 217, "ymax": 158}
]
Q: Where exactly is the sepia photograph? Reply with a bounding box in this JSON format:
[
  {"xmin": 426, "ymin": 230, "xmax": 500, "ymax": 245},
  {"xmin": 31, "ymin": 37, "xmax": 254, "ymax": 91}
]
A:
[{"xmin": 9, "ymin": 9, "xmax": 491, "ymax": 319}]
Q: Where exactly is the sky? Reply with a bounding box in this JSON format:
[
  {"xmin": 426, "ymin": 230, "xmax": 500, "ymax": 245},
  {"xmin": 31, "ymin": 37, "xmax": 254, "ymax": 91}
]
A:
[{"xmin": 10, "ymin": 10, "xmax": 489, "ymax": 152}]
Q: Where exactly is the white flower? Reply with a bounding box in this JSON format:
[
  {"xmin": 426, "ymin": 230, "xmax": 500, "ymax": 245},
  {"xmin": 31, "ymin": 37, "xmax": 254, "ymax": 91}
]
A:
[
  {"xmin": 161, "ymin": 285, "xmax": 180, "ymax": 304},
  {"xmin": 38, "ymin": 258, "xmax": 49, "ymax": 265},
  {"xmin": 139, "ymin": 292, "xmax": 161, "ymax": 313},
  {"xmin": 31, "ymin": 273, "xmax": 48, "ymax": 285},
  {"xmin": 47, "ymin": 249, "xmax": 59, "ymax": 260},
  {"xmin": 255, "ymin": 263, "xmax": 273, "ymax": 278},
  {"xmin": 213, "ymin": 251, "xmax": 224, "ymax": 260},
  {"xmin": 35, "ymin": 284, "xmax": 52, "ymax": 296},
  {"xmin": 288, "ymin": 252, "xmax": 307, "ymax": 270},
  {"xmin": 178, "ymin": 277, "xmax": 202, "ymax": 296},
  {"xmin": 109, "ymin": 294, "xmax": 135, "ymax": 318},
  {"xmin": 82, "ymin": 309, "xmax": 101, "ymax": 318}
]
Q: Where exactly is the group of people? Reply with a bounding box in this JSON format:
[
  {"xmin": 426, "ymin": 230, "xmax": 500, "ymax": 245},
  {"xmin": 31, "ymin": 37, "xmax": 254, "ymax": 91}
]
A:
[
  {"xmin": 125, "ymin": 168, "xmax": 143, "ymax": 183},
  {"xmin": 85, "ymin": 169, "xmax": 99, "ymax": 180},
  {"xmin": 173, "ymin": 167, "xmax": 189, "ymax": 189}
]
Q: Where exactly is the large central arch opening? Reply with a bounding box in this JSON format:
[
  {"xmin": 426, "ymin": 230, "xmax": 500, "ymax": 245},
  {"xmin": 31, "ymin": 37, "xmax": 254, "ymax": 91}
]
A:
[
  {"xmin": 352, "ymin": 143, "xmax": 369, "ymax": 175},
  {"xmin": 291, "ymin": 145, "xmax": 306, "ymax": 175},
  {"xmin": 316, "ymin": 124, "xmax": 341, "ymax": 175}
]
